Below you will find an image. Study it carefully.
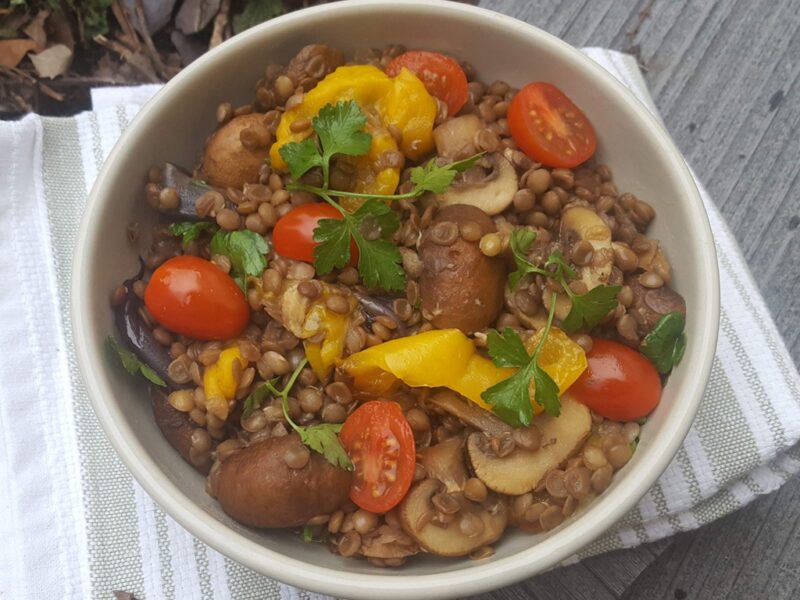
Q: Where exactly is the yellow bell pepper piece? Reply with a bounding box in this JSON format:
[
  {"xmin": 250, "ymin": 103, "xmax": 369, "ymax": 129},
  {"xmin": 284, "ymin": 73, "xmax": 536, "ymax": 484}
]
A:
[
  {"xmin": 269, "ymin": 64, "xmax": 436, "ymax": 178},
  {"xmin": 525, "ymin": 327, "xmax": 588, "ymax": 399},
  {"xmin": 203, "ymin": 347, "xmax": 247, "ymax": 421},
  {"xmin": 303, "ymin": 301, "xmax": 352, "ymax": 380},
  {"xmin": 339, "ymin": 120, "xmax": 400, "ymax": 212},
  {"xmin": 340, "ymin": 328, "xmax": 587, "ymax": 419}
]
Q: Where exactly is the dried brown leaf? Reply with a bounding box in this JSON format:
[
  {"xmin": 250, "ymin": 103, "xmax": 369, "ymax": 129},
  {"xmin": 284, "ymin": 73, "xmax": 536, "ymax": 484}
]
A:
[
  {"xmin": 22, "ymin": 9, "xmax": 49, "ymax": 47},
  {"xmin": 30, "ymin": 44, "xmax": 73, "ymax": 79},
  {"xmin": 47, "ymin": 9, "xmax": 75, "ymax": 51},
  {"xmin": 0, "ymin": 39, "xmax": 40, "ymax": 69}
]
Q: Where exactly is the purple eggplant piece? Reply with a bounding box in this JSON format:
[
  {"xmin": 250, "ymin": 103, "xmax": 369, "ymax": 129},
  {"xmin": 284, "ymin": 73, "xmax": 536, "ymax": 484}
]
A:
[
  {"xmin": 114, "ymin": 264, "xmax": 176, "ymax": 387},
  {"xmin": 353, "ymin": 291, "xmax": 406, "ymax": 336},
  {"xmin": 161, "ymin": 162, "xmax": 220, "ymax": 222}
]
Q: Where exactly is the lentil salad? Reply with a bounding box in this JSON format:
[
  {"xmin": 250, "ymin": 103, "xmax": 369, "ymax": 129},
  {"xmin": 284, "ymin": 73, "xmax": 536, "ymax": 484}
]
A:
[{"xmin": 108, "ymin": 43, "xmax": 688, "ymax": 565}]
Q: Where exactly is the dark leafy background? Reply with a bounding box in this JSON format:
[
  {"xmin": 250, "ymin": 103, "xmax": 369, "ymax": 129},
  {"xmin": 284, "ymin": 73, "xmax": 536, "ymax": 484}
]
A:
[{"xmin": 0, "ymin": 0, "xmax": 475, "ymax": 119}]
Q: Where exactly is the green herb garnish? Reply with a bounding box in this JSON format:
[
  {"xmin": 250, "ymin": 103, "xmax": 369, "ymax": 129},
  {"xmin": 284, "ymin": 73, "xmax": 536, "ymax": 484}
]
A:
[
  {"xmin": 640, "ymin": 312, "xmax": 687, "ymax": 374},
  {"xmin": 168, "ymin": 222, "xmax": 219, "ymax": 247},
  {"xmin": 302, "ymin": 525, "xmax": 313, "ymax": 542},
  {"xmin": 507, "ymin": 232, "xmax": 621, "ymax": 333},
  {"xmin": 262, "ymin": 358, "xmax": 353, "ymax": 471},
  {"xmin": 279, "ymin": 100, "xmax": 483, "ymax": 291},
  {"xmin": 210, "ymin": 229, "xmax": 270, "ymax": 287},
  {"xmin": 481, "ymin": 292, "xmax": 561, "ymax": 426},
  {"xmin": 508, "ymin": 228, "xmax": 549, "ymax": 289},
  {"xmin": 106, "ymin": 336, "xmax": 166, "ymax": 387}
]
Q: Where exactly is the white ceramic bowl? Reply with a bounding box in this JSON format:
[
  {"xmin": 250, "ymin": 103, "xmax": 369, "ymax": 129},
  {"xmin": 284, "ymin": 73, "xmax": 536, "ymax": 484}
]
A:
[{"xmin": 72, "ymin": 1, "xmax": 719, "ymax": 597}]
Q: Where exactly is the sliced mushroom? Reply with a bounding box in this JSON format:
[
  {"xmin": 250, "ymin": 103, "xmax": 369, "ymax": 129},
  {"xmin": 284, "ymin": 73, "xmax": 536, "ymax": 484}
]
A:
[
  {"xmin": 433, "ymin": 114, "xmax": 482, "ymax": 159},
  {"xmin": 626, "ymin": 276, "xmax": 687, "ymax": 336},
  {"xmin": 360, "ymin": 528, "xmax": 419, "ymax": 559},
  {"xmin": 560, "ymin": 206, "xmax": 614, "ymax": 290},
  {"xmin": 417, "ymin": 436, "xmax": 468, "ymax": 493},
  {"xmin": 435, "ymin": 153, "xmax": 517, "ymax": 215},
  {"xmin": 467, "ymin": 396, "xmax": 591, "ymax": 495},
  {"xmin": 426, "ymin": 390, "xmax": 512, "ymax": 439},
  {"xmin": 399, "ymin": 478, "xmax": 507, "ymax": 557}
]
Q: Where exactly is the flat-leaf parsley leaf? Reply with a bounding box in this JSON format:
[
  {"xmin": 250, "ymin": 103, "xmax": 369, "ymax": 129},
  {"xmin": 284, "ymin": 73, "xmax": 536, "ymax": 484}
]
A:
[
  {"xmin": 481, "ymin": 292, "xmax": 561, "ymax": 426},
  {"xmin": 106, "ymin": 336, "xmax": 166, "ymax": 387},
  {"xmin": 268, "ymin": 358, "xmax": 353, "ymax": 471}
]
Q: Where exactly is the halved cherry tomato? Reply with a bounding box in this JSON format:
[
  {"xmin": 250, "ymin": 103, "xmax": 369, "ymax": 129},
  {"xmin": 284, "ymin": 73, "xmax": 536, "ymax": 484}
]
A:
[
  {"xmin": 508, "ymin": 82, "xmax": 597, "ymax": 168},
  {"xmin": 144, "ymin": 255, "xmax": 248, "ymax": 341},
  {"xmin": 272, "ymin": 203, "xmax": 358, "ymax": 266},
  {"xmin": 339, "ymin": 400, "xmax": 416, "ymax": 513},
  {"xmin": 386, "ymin": 50, "xmax": 468, "ymax": 117},
  {"xmin": 568, "ymin": 338, "xmax": 661, "ymax": 421}
]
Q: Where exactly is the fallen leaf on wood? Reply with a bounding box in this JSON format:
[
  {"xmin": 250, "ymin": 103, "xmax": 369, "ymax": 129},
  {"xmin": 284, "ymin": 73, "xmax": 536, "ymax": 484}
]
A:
[
  {"xmin": 121, "ymin": 0, "xmax": 176, "ymax": 35},
  {"xmin": 22, "ymin": 9, "xmax": 49, "ymax": 47},
  {"xmin": 176, "ymin": 0, "xmax": 221, "ymax": 35},
  {"xmin": 47, "ymin": 9, "xmax": 75, "ymax": 51},
  {"xmin": 0, "ymin": 39, "xmax": 40, "ymax": 69},
  {"xmin": 30, "ymin": 43, "xmax": 73, "ymax": 79}
]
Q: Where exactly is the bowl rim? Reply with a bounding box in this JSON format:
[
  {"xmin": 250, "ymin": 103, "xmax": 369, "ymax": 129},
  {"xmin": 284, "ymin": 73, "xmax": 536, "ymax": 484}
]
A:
[{"xmin": 72, "ymin": 0, "xmax": 720, "ymax": 598}]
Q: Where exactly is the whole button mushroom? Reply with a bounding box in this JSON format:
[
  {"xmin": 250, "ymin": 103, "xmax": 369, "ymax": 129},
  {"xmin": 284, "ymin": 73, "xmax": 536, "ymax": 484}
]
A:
[
  {"xmin": 200, "ymin": 113, "xmax": 271, "ymax": 190},
  {"xmin": 419, "ymin": 204, "xmax": 507, "ymax": 334},
  {"xmin": 216, "ymin": 434, "xmax": 353, "ymax": 528}
]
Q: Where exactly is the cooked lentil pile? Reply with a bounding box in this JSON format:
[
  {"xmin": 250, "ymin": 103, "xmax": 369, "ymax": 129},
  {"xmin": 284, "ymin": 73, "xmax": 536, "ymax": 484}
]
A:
[{"xmin": 109, "ymin": 44, "xmax": 688, "ymax": 565}]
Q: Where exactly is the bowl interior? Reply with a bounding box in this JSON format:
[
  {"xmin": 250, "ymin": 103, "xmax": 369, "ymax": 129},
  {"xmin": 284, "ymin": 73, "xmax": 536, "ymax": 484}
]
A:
[{"xmin": 74, "ymin": 1, "xmax": 718, "ymax": 598}]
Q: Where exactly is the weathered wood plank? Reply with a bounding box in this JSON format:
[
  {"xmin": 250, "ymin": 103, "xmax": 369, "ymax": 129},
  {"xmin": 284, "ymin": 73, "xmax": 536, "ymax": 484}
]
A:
[{"xmin": 475, "ymin": 0, "xmax": 800, "ymax": 597}]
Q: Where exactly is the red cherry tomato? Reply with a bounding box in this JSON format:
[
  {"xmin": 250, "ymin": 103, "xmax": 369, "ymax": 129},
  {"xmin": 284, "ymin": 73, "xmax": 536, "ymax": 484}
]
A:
[
  {"xmin": 386, "ymin": 50, "xmax": 468, "ymax": 117},
  {"xmin": 273, "ymin": 203, "xmax": 358, "ymax": 266},
  {"xmin": 144, "ymin": 255, "xmax": 249, "ymax": 341},
  {"xmin": 569, "ymin": 338, "xmax": 662, "ymax": 421},
  {"xmin": 339, "ymin": 400, "xmax": 416, "ymax": 513},
  {"xmin": 508, "ymin": 82, "xmax": 597, "ymax": 168}
]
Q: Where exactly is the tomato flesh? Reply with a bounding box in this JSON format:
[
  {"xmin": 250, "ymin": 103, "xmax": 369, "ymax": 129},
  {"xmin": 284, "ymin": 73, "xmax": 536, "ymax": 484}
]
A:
[
  {"xmin": 339, "ymin": 400, "xmax": 416, "ymax": 513},
  {"xmin": 273, "ymin": 203, "xmax": 358, "ymax": 266},
  {"xmin": 508, "ymin": 82, "xmax": 597, "ymax": 168},
  {"xmin": 144, "ymin": 255, "xmax": 249, "ymax": 341},
  {"xmin": 386, "ymin": 50, "xmax": 468, "ymax": 117},
  {"xmin": 568, "ymin": 338, "xmax": 661, "ymax": 421}
]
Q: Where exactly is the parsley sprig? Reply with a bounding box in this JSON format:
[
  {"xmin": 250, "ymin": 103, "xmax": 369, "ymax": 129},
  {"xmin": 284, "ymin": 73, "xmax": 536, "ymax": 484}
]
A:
[
  {"xmin": 278, "ymin": 100, "xmax": 482, "ymax": 291},
  {"xmin": 106, "ymin": 336, "xmax": 166, "ymax": 387},
  {"xmin": 482, "ymin": 292, "xmax": 561, "ymax": 426},
  {"xmin": 640, "ymin": 311, "xmax": 686, "ymax": 374},
  {"xmin": 507, "ymin": 228, "xmax": 621, "ymax": 333},
  {"xmin": 244, "ymin": 358, "xmax": 353, "ymax": 471}
]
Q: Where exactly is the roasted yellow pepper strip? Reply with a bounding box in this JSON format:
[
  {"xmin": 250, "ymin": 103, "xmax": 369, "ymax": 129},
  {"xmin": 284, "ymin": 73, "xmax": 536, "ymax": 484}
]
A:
[
  {"xmin": 203, "ymin": 347, "xmax": 247, "ymax": 421},
  {"xmin": 302, "ymin": 300, "xmax": 353, "ymax": 380},
  {"xmin": 340, "ymin": 328, "xmax": 587, "ymax": 418},
  {"xmin": 269, "ymin": 65, "xmax": 437, "ymax": 181}
]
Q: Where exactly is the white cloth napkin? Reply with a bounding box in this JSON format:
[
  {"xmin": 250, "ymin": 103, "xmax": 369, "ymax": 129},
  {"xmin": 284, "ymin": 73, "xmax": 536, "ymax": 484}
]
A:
[{"xmin": 1, "ymin": 49, "xmax": 799, "ymax": 600}]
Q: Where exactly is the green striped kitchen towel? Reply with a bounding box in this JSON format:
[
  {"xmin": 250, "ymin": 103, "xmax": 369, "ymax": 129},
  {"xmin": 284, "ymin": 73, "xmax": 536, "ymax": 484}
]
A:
[{"xmin": 0, "ymin": 49, "xmax": 798, "ymax": 600}]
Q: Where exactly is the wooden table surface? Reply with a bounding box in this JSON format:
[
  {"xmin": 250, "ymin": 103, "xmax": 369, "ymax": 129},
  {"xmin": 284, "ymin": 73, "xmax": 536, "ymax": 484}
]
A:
[{"xmin": 472, "ymin": 1, "xmax": 800, "ymax": 598}]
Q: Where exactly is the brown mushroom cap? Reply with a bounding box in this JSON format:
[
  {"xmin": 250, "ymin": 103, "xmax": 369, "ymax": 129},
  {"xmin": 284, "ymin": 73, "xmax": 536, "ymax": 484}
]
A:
[
  {"xmin": 199, "ymin": 113, "xmax": 269, "ymax": 189},
  {"xmin": 467, "ymin": 396, "xmax": 592, "ymax": 495},
  {"xmin": 399, "ymin": 478, "xmax": 507, "ymax": 557},
  {"xmin": 216, "ymin": 435, "xmax": 353, "ymax": 528},
  {"xmin": 419, "ymin": 204, "xmax": 507, "ymax": 333}
]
